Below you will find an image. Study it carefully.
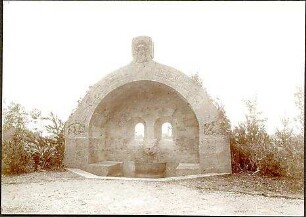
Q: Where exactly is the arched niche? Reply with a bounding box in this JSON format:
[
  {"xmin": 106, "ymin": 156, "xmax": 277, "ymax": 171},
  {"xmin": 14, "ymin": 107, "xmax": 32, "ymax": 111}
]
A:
[{"xmin": 88, "ymin": 80, "xmax": 199, "ymax": 163}]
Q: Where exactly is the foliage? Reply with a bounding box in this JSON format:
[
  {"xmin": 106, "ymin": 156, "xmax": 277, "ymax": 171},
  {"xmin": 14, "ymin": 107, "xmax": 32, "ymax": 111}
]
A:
[
  {"xmin": 2, "ymin": 134, "xmax": 35, "ymax": 175},
  {"xmin": 2, "ymin": 102, "xmax": 65, "ymax": 175},
  {"xmin": 230, "ymin": 97, "xmax": 271, "ymax": 174},
  {"xmin": 230, "ymin": 96, "xmax": 304, "ymax": 179},
  {"xmin": 274, "ymin": 117, "xmax": 293, "ymax": 146},
  {"xmin": 270, "ymin": 117, "xmax": 304, "ymax": 178},
  {"xmin": 2, "ymin": 103, "xmax": 34, "ymax": 174},
  {"xmin": 212, "ymin": 98, "xmax": 232, "ymax": 135},
  {"xmin": 232, "ymin": 97, "xmax": 270, "ymax": 145},
  {"xmin": 294, "ymin": 86, "xmax": 304, "ymax": 136},
  {"xmin": 24, "ymin": 112, "xmax": 65, "ymax": 171},
  {"xmin": 190, "ymin": 72, "xmax": 203, "ymax": 87},
  {"xmin": 2, "ymin": 102, "xmax": 28, "ymax": 132}
]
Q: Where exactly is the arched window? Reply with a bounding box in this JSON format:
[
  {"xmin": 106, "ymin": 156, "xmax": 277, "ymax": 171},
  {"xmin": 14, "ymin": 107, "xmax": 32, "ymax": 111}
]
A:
[
  {"xmin": 162, "ymin": 122, "xmax": 172, "ymax": 139},
  {"xmin": 135, "ymin": 123, "xmax": 144, "ymax": 139}
]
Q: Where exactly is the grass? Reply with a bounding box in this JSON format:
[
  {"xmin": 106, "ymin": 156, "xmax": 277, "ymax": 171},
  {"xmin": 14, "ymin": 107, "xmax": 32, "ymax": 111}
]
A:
[{"xmin": 174, "ymin": 172, "xmax": 304, "ymax": 199}]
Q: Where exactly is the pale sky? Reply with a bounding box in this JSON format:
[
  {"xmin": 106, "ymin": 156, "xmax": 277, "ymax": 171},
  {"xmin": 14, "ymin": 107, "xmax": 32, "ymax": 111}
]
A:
[{"xmin": 3, "ymin": 1, "xmax": 305, "ymax": 134}]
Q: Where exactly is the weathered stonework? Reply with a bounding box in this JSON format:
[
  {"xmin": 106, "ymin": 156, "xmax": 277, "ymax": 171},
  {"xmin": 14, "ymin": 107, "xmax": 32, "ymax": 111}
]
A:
[
  {"xmin": 64, "ymin": 36, "xmax": 232, "ymax": 177},
  {"xmin": 132, "ymin": 36, "xmax": 154, "ymax": 63}
]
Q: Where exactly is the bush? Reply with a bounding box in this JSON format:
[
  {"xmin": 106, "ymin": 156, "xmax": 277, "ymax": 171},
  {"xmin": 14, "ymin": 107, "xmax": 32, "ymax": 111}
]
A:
[
  {"xmin": 231, "ymin": 137, "xmax": 304, "ymax": 178},
  {"xmin": 230, "ymin": 97, "xmax": 304, "ymax": 179},
  {"xmin": 2, "ymin": 133, "xmax": 35, "ymax": 175},
  {"xmin": 273, "ymin": 137, "xmax": 304, "ymax": 179},
  {"xmin": 230, "ymin": 97, "xmax": 271, "ymax": 174},
  {"xmin": 231, "ymin": 142, "xmax": 287, "ymax": 177},
  {"xmin": 24, "ymin": 132, "xmax": 64, "ymax": 171},
  {"xmin": 24, "ymin": 112, "xmax": 65, "ymax": 171},
  {"xmin": 230, "ymin": 143, "xmax": 257, "ymax": 173},
  {"xmin": 2, "ymin": 102, "xmax": 65, "ymax": 175}
]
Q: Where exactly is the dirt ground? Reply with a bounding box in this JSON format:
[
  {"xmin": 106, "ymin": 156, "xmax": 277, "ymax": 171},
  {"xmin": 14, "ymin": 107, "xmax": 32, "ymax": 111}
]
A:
[{"xmin": 1, "ymin": 170, "xmax": 304, "ymax": 215}]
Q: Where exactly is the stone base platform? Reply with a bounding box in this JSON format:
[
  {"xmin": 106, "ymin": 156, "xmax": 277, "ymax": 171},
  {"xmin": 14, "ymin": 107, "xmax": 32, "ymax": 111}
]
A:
[
  {"xmin": 67, "ymin": 168, "xmax": 230, "ymax": 181},
  {"xmin": 87, "ymin": 161, "xmax": 123, "ymax": 177},
  {"xmin": 85, "ymin": 161, "xmax": 202, "ymax": 178},
  {"xmin": 176, "ymin": 163, "xmax": 200, "ymax": 176},
  {"xmin": 134, "ymin": 162, "xmax": 166, "ymax": 178}
]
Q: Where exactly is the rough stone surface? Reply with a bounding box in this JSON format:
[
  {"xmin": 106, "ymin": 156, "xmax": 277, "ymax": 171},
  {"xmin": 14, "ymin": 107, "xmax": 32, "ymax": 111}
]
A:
[{"xmin": 64, "ymin": 36, "xmax": 232, "ymax": 177}]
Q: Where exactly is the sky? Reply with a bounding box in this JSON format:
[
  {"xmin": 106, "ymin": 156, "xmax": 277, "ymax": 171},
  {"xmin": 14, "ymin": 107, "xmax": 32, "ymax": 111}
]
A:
[{"xmin": 3, "ymin": 1, "xmax": 305, "ymax": 134}]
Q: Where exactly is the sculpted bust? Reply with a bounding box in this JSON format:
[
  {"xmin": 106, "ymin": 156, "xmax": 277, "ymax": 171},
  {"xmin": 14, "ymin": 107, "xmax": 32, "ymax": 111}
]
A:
[{"xmin": 132, "ymin": 36, "xmax": 154, "ymax": 63}]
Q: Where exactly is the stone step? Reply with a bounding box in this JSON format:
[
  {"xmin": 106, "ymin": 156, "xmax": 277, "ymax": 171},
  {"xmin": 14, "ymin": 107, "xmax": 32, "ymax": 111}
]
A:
[
  {"xmin": 176, "ymin": 163, "xmax": 200, "ymax": 176},
  {"xmin": 87, "ymin": 161, "xmax": 123, "ymax": 177}
]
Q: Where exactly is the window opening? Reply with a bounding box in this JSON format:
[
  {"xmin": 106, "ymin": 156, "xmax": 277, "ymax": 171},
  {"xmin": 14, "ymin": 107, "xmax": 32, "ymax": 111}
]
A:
[
  {"xmin": 162, "ymin": 122, "xmax": 172, "ymax": 139},
  {"xmin": 135, "ymin": 123, "xmax": 144, "ymax": 139}
]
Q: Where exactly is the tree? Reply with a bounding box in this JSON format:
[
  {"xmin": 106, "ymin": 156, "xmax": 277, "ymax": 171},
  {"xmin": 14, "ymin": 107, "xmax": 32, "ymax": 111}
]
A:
[
  {"xmin": 274, "ymin": 117, "xmax": 294, "ymax": 146},
  {"xmin": 2, "ymin": 102, "xmax": 34, "ymax": 174},
  {"xmin": 294, "ymin": 86, "xmax": 304, "ymax": 136},
  {"xmin": 232, "ymin": 97, "xmax": 270, "ymax": 145},
  {"xmin": 230, "ymin": 97, "xmax": 271, "ymax": 173},
  {"xmin": 2, "ymin": 102, "xmax": 66, "ymax": 174},
  {"xmin": 2, "ymin": 102, "xmax": 28, "ymax": 134},
  {"xmin": 212, "ymin": 98, "xmax": 231, "ymax": 135}
]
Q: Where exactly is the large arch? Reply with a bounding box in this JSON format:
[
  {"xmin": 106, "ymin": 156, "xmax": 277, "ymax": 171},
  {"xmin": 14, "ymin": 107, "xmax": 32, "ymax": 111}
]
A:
[
  {"xmin": 88, "ymin": 80, "xmax": 199, "ymax": 168},
  {"xmin": 65, "ymin": 61, "xmax": 220, "ymax": 136}
]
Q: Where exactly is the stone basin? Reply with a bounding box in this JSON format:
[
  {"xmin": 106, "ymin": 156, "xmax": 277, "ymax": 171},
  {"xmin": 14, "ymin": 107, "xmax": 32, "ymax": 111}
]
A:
[{"xmin": 134, "ymin": 162, "xmax": 166, "ymax": 178}]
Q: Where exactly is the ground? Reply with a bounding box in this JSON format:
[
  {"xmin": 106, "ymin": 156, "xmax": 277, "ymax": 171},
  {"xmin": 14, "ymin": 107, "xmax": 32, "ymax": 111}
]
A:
[{"xmin": 1, "ymin": 170, "xmax": 304, "ymax": 215}]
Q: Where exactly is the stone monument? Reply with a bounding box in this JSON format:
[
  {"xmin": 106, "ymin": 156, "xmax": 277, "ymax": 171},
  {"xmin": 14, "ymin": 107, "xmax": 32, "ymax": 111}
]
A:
[{"xmin": 64, "ymin": 36, "xmax": 232, "ymax": 178}]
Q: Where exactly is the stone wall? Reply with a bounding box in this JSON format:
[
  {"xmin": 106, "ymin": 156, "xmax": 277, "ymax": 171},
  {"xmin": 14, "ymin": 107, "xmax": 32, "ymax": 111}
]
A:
[{"xmin": 199, "ymin": 135, "xmax": 232, "ymax": 173}]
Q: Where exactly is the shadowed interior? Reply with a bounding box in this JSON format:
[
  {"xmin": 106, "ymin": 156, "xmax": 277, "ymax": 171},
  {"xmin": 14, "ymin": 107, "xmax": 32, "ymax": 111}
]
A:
[{"xmin": 89, "ymin": 80, "xmax": 199, "ymax": 177}]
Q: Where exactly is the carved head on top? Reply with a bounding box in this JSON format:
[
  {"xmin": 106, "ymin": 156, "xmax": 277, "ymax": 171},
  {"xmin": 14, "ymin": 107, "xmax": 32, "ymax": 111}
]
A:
[{"xmin": 132, "ymin": 36, "xmax": 154, "ymax": 63}]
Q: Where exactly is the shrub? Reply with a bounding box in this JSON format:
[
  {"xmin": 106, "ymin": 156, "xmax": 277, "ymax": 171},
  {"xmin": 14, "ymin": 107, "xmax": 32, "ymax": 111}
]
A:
[
  {"xmin": 231, "ymin": 142, "xmax": 289, "ymax": 177},
  {"xmin": 2, "ymin": 133, "xmax": 35, "ymax": 175},
  {"xmin": 272, "ymin": 137, "xmax": 304, "ymax": 179},
  {"xmin": 24, "ymin": 134, "xmax": 64, "ymax": 170},
  {"xmin": 44, "ymin": 112, "xmax": 65, "ymax": 169},
  {"xmin": 230, "ymin": 97, "xmax": 271, "ymax": 174},
  {"xmin": 24, "ymin": 112, "xmax": 65, "ymax": 171},
  {"xmin": 2, "ymin": 103, "xmax": 34, "ymax": 175},
  {"xmin": 230, "ymin": 97, "xmax": 304, "ymax": 179},
  {"xmin": 230, "ymin": 143, "xmax": 257, "ymax": 173},
  {"xmin": 2, "ymin": 102, "xmax": 65, "ymax": 175},
  {"xmin": 231, "ymin": 135, "xmax": 304, "ymax": 178}
]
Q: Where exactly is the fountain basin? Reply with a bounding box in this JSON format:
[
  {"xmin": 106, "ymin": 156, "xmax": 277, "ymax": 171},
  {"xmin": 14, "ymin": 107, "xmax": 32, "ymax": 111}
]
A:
[{"xmin": 134, "ymin": 162, "xmax": 166, "ymax": 178}]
